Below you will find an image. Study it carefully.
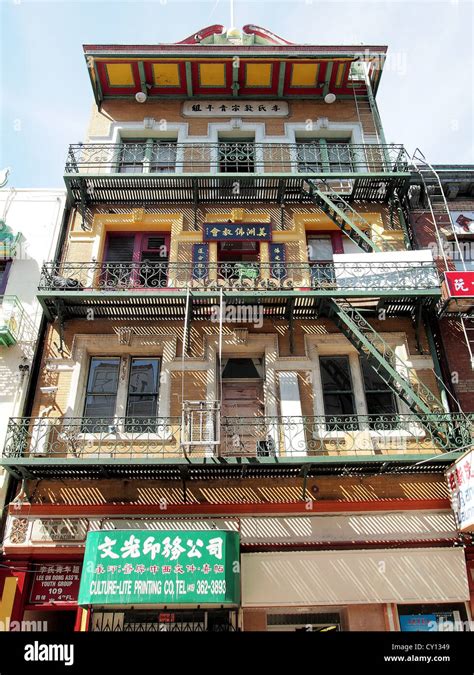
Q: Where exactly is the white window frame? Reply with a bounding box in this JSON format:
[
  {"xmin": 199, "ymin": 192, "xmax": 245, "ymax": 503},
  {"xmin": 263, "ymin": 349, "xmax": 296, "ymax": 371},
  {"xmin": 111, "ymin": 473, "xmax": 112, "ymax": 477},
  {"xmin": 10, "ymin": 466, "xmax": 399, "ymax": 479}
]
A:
[
  {"xmin": 306, "ymin": 334, "xmax": 428, "ymax": 443},
  {"xmin": 64, "ymin": 334, "xmax": 176, "ymax": 445},
  {"xmin": 87, "ymin": 119, "xmax": 364, "ymax": 177}
]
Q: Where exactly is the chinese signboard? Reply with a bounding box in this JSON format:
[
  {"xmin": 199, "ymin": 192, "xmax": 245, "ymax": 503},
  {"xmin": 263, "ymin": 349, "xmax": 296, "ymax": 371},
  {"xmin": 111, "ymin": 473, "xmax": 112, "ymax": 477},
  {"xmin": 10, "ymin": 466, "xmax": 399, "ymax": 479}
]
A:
[
  {"xmin": 30, "ymin": 563, "xmax": 82, "ymax": 604},
  {"xmin": 446, "ymin": 448, "xmax": 474, "ymax": 532},
  {"xmin": 182, "ymin": 101, "xmax": 288, "ymax": 117},
  {"xmin": 444, "ymin": 271, "xmax": 474, "ymax": 298},
  {"xmin": 78, "ymin": 530, "xmax": 240, "ymax": 606},
  {"xmin": 204, "ymin": 222, "xmax": 272, "ymax": 242}
]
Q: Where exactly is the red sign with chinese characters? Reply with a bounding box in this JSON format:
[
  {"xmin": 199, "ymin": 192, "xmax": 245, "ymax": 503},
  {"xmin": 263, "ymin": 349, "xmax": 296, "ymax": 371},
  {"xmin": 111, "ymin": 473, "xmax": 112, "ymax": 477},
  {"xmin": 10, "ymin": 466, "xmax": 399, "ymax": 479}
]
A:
[
  {"xmin": 446, "ymin": 448, "xmax": 474, "ymax": 532},
  {"xmin": 444, "ymin": 271, "xmax": 474, "ymax": 298},
  {"xmin": 29, "ymin": 563, "xmax": 82, "ymax": 604}
]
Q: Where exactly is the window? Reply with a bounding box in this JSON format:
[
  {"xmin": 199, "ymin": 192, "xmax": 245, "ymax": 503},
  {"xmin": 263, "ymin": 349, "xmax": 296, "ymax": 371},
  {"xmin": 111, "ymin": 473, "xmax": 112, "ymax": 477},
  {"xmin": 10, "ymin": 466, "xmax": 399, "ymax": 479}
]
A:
[
  {"xmin": 125, "ymin": 358, "xmax": 161, "ymax": 432},
  {"xmin": 320, "ymin": 356, "xmax": 356, "ymax": 421},
  {"xmin": 308, "ymin": 235, "xmax": 335, "ymax": 262},
  {"xmin": 103, "ymin": 232, "xmax": 169, "ymax": 288},
  {"xmin": 327, "ymin": 139, "xmax": 353, "ymax": 172},
  {"xmin": 149, "ymin": 142, "xmax": 177, "ymax": 173},
  {"xmin": 218, "ymin": 138, "xmax": 255, "ymax": 173},
  {"xmin": 118, "ymin": 141, "xmax": 146, "ymax": 174},
  {"xmin": 308, "ymin": 235, "xmax": 342, "ymax": 288},
  {"xmin": 296, "ymin": 138, "xmax": 353, "ymax": 173},
  {"xmin": 118, "ymin": 139, "xmax": 177, "ymax": 174},
  {"xmin": 83, "ymin": 358, "xmax": 120, "ymax": 427},
  {"xmin": 360, "ymin": 356, "xmax": 397, "ymax": 420},
  {"xmin": 82, "ymin": 357, "xmax": 161, "ymax": 433},
  {"xmin": 296, "ymin": 140, "xmax": 323, "ymax": 172},
  {"xmin": 217, "ymin": 241, "xmax": 259, "ymax": 282}
]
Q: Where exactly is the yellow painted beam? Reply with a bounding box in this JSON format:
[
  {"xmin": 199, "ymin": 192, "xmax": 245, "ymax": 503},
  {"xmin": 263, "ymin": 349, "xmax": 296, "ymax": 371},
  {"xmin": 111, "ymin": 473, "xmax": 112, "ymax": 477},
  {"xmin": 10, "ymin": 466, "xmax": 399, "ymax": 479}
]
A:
[{"xmin": 0, "ymin": 577, "xmax": 18, "ymax": 630}]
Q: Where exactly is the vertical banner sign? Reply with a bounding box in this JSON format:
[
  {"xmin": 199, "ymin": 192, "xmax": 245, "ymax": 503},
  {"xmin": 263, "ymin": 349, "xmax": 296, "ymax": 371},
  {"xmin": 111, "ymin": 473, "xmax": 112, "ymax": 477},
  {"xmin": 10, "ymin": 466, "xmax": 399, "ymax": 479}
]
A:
[
  {"xmin": 192, "ymin": 243, "xmax": 209, "ymax": 280},
  {"xmin": 446, "ymin": 448, "xmax": 474, "ymax": 532},
  {"xmin": 78, "ymin": 530, "xmax": 240, "ymax": 605},
  {"xmin": 269, "ymin": 243, "xmax": 287, "ymax": 280}
]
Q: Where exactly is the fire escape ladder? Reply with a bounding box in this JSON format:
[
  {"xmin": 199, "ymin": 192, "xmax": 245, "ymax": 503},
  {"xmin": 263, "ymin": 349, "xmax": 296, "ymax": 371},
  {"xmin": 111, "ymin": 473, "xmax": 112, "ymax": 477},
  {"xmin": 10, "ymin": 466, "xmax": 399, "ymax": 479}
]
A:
[
  {"xmin": 304, "ymin": 180, "xmax": 381, "ymax": 252},
  {"xmin": 325, "ymin": 298, "xmax": 453, "ymax": 446}
]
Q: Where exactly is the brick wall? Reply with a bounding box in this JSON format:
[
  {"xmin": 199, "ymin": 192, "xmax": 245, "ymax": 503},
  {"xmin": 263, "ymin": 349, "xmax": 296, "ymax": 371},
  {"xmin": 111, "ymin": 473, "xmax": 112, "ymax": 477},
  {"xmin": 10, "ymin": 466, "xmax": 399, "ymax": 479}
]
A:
[{"xmin": 86, "ymin": 99, "xmax": 376, "ymax": 141}]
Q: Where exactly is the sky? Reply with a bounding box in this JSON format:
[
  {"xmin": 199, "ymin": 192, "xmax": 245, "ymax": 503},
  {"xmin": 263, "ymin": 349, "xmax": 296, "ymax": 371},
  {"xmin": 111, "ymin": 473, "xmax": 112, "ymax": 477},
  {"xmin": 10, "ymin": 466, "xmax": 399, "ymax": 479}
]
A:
[{"xmin": 0, "ymin": 0, "xmax": 473, "ymax": 188}]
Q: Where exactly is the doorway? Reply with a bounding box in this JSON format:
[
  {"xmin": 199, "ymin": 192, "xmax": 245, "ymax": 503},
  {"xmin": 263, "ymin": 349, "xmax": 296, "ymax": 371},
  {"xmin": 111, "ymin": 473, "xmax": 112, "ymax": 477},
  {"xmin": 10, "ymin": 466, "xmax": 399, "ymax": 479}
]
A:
[
  {"xmin": 220, "ymin": 358, "xmax": 267, "ymax": 457},
  {"xmin": 217, "ymin": 241, "xmax": 260, "ymax": 284}
]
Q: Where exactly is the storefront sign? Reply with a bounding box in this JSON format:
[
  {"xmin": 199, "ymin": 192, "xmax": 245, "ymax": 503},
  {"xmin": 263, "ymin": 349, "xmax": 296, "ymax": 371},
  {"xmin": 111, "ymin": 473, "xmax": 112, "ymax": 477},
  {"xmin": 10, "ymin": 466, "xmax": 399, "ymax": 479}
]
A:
[
  {"xmin": 31, "ymin": 518, "xmax": 88, "ymax": 543},
  {"xmin": 444, "ymin": 271, "xmax": 474, "ymax": 298},
  {"xmin": 446, "ymin": 448, "xmax": 474, "ymax": 532},
  {"xmin": 204, "ymin": 222, "xmax": 272, "ymax": 242},
  {"xmin": 399, "ymin": 614, "xmax": 437, "ymax": 632},
  {"xmin": 78, "ymin": 530, "xmax": 240, "ymax": 606},
  {"xmin": 30, "ymin": 563, "xmax": 82, "ymax": 604},
  {"xmin": 182, "ymin": 101, "xmax": 288, "ymax": 117}
]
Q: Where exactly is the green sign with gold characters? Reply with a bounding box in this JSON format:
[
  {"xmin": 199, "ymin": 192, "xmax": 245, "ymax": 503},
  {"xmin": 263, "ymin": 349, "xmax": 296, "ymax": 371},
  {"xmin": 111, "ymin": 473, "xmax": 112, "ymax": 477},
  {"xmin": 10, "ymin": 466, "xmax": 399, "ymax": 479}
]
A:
[{"xmin": 78, "ymin": 529, "xmax": 240, "ymax": 606}]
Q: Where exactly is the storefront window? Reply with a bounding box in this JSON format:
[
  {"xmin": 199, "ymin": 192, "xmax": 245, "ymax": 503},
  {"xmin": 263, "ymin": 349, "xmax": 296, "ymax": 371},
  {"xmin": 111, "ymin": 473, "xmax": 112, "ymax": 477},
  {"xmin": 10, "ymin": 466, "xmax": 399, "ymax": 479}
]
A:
[{"xmin": 398, "ymin": 604, "xmax": 470, "ymax": 632}]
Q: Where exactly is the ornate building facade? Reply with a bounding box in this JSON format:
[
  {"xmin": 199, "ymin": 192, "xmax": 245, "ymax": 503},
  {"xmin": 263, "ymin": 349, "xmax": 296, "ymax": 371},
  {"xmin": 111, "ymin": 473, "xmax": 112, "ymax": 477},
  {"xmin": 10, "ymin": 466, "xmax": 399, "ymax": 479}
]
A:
[{"xmin": 0, "ymin": 25, "xmax": 471, "ymax": 633}]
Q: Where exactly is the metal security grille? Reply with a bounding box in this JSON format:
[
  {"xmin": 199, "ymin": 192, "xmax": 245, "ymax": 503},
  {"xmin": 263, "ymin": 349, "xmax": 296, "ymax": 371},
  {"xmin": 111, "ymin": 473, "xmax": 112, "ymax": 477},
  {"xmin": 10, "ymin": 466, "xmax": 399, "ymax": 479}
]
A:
[{"xmin": 91, "ymin": 609, "xmax": 238, "ymax": 632}]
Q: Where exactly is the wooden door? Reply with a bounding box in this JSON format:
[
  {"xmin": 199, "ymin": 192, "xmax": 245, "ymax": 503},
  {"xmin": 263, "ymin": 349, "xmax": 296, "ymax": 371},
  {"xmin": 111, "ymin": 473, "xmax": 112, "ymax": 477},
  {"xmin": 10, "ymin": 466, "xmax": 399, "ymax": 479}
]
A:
[{"xmin": 221, "ymin": 381, "xmax": 264, "ymax": 456}]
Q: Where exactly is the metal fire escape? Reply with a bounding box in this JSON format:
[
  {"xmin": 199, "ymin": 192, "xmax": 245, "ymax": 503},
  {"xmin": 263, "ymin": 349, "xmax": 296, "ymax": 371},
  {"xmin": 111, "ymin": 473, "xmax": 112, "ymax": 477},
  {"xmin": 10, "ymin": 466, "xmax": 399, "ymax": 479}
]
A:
[
  {"xmin": 411, "ymin": 150, "xmax": 473, "ymax": 381},
  {"xmin": 323, "ymin": 298, "xmax": 462, "ymax": 445},
  {"xmin": 305, "ymin": 180, "xmax": 381, "ymax": 252}
]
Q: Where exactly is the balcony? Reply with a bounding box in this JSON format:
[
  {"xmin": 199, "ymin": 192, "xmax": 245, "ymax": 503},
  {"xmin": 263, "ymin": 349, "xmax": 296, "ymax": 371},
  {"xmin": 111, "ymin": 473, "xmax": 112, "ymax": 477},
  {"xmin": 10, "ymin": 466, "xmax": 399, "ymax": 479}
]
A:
[
  {"xmin": 64, "ymin": 142, "xmax": 411, "ymax": 207},
  {"xmin": 2, "ymin": 413, "xmax": 471, "ymax": 480},
  {"xmin": 0, "ymin": 296, "xmax": 36, "ymax": 350},
  {"xmin": 38, "ymin": 259, "xmax": 441, "ymax": 321}
]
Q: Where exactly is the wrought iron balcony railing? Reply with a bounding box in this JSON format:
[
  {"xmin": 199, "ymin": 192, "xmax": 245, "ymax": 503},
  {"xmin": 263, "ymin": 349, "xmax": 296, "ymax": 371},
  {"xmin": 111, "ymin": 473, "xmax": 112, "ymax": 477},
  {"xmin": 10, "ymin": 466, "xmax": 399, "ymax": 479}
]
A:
[
  {"xmin": 65, "ymin": 142, "xmax": 410, "ymax": 176},
  {"xmin": 39, "ymin": 261, "xmax": 440, "ymax": 294},
  {"xmin": 3, "ymin": 413, "xmax": 471, "ymax": 462}
]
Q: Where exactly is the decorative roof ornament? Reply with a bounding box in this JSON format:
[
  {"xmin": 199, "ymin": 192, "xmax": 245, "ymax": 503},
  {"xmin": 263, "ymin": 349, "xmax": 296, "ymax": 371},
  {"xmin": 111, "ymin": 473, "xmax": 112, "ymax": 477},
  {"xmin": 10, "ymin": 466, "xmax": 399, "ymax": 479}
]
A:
[
  {"xmin": 0, "ymin": 168, "xmax": 10, "ymax": 188},
  {"xmin": 175, "ymin": 24, "xmax": 295, "ymax": 46}
]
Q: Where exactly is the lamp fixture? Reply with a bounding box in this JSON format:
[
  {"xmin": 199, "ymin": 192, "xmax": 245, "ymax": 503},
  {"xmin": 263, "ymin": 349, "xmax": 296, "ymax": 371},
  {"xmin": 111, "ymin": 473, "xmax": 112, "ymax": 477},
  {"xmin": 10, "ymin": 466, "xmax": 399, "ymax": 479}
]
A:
[
  {"xmin": 324, "ymin": 93, "xmax": 337, "ymax": 104},
  {"xmin": 135, "ymin": 91, "xmax": 147, "ymax": 103}
]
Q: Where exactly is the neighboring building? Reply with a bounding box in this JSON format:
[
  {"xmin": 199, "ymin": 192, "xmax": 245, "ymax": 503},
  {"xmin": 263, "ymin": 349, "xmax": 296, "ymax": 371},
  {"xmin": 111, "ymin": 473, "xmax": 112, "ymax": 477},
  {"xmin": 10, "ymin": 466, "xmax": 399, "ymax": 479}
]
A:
[
  {"xmin": 0, "ymin": 188, "xmax": 66, "ymax": 513},
  {"xmin": 408, "ymin": 165, "xmax": 474, "ymax": 624},
  {"xmin": 0, "ymin": 25, "xmax": 472, "ymax": 633},
  {"xmin": 408, "ymin": 165, "xmax": 474, "ymax": 411}
]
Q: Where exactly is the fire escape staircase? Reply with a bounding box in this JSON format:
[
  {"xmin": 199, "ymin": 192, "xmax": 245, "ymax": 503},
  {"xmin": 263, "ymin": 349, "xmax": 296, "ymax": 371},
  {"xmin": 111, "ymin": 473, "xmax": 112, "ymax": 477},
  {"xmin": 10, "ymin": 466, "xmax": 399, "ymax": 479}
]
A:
[
  {"xmin": 304, "ymin": 179, "xmax": 382, "ymax": 252},
  {"xmin": 325, "ymin": 298, "xmax": 466, "ymax": 449}
]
